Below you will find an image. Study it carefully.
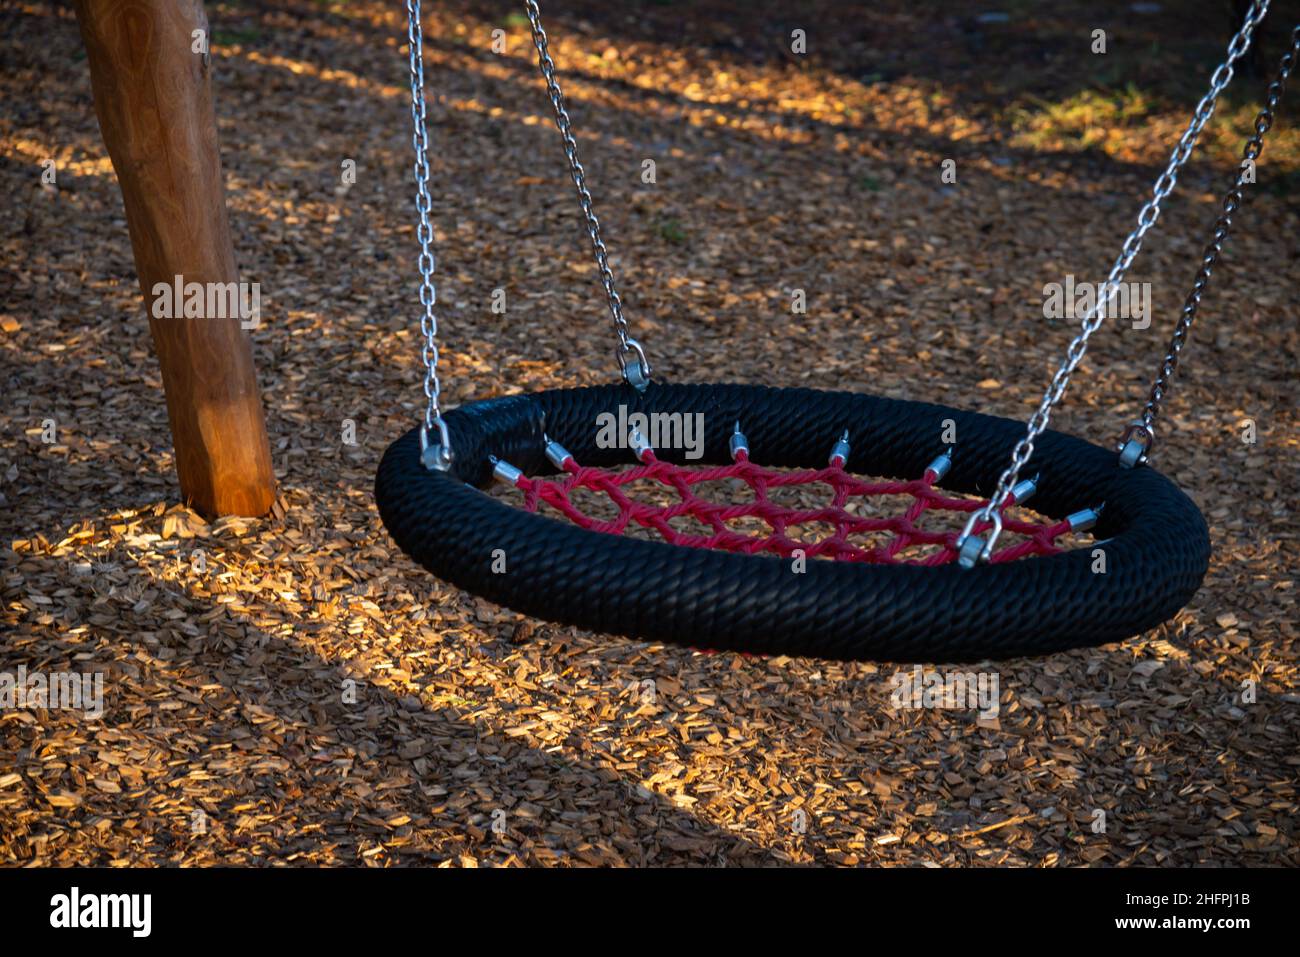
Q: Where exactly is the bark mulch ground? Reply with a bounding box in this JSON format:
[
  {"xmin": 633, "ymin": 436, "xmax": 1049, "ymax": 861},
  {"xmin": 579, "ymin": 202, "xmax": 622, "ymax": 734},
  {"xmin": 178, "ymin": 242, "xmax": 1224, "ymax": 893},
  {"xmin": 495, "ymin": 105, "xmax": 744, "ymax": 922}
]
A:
[{"xmin": 1, "ymin": 0, "xmax": 1297, "ymax": 866}]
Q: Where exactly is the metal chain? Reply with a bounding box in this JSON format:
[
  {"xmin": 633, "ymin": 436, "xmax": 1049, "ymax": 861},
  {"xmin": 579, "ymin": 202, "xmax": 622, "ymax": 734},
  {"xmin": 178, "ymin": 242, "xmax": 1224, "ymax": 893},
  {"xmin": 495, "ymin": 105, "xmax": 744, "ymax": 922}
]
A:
[
  {"xmin": 523, "ymin": 0, "xmax": 651, "ymax": 389},
  {"xmin": 1131, "ymin": 24, "xmax": 1299, "ymax": 447},
  {"xmin": 405, "ymin": 0, "xmax": 452, "ymax": 469},
  {"xmin": 957, "ymin": 0, "xmax": 1271, "ymax": 566}
]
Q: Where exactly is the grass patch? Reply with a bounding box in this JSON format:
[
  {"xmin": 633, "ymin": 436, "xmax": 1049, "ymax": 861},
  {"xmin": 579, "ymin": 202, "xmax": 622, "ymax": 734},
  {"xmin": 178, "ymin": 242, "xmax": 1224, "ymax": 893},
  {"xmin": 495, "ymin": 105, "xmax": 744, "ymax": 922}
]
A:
[
  {"xmin": 1011, "ymin": 84, "xmax": 1157, "ymax": 153},
  {"xmin": 212, "ymin": 27, "xmax": 264, "ymax": 47},
  {"xmin": 657, "ymin": 218, "xmax": 687, "ymax": 245}
]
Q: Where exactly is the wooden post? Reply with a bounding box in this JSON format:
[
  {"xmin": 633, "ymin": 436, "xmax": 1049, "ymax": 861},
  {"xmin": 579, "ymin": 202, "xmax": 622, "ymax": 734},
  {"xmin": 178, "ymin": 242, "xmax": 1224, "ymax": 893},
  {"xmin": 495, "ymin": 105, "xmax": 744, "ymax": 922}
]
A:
[{"xmin": 74, "ymin": 0, "xmax": 275, "ymax": 518}]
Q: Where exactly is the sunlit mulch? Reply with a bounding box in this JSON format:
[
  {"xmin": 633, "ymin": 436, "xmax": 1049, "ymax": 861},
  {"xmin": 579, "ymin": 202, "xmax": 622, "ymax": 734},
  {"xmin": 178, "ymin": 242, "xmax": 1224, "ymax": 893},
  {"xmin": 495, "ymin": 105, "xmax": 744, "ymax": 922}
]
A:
[{"xmin": 1, "ymin": 0, "xmax": 1297, "ymax": 866}]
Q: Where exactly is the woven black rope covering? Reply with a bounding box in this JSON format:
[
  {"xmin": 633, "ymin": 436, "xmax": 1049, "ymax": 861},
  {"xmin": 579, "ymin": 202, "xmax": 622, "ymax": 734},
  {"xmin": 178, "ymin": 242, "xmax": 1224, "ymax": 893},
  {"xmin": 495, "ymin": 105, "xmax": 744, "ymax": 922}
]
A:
[{"xmin": 375, "ymin": 383, "xmax": 1210, "ymax": 662}]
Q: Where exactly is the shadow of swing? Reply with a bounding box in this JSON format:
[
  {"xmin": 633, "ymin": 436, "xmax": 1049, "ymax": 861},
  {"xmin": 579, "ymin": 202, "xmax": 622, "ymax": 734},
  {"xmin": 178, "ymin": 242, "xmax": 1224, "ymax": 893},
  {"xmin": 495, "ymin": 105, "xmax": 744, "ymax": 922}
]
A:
[{"xmin": 4, "ymin": 532, "xmax": 777, "ymax": 865}]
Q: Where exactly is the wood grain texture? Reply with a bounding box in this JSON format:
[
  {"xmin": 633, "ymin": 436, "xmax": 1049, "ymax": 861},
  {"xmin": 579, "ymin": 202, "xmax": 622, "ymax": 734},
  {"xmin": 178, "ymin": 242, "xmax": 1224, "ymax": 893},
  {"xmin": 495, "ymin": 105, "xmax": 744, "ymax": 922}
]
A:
[{"xmin": 74, "ymin": 0, "xmax": 275, "ymax": 518}]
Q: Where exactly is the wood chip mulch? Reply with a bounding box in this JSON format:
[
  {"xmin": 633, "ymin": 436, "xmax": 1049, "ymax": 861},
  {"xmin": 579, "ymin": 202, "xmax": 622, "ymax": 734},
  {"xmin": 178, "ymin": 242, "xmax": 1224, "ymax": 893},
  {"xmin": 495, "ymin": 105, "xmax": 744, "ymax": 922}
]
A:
[{"xmin": 1, "ymin": 0, "xmax": 1296, "ymax": 866}]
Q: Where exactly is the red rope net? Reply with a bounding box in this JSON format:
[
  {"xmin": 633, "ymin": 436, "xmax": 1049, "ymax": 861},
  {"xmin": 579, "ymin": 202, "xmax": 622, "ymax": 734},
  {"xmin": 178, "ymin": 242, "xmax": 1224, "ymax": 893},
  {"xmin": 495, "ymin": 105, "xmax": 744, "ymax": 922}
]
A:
[{"xmin": 504, "ymin": 444, "xmax": 1070, "ymax": 566}]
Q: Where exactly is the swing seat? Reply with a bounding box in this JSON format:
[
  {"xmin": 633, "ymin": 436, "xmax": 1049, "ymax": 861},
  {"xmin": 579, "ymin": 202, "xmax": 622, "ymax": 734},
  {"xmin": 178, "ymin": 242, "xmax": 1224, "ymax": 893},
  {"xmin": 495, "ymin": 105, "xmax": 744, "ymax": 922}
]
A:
[{"xmin": 375, "ymin": 383, "xmax": 1210, "ymax": 662}]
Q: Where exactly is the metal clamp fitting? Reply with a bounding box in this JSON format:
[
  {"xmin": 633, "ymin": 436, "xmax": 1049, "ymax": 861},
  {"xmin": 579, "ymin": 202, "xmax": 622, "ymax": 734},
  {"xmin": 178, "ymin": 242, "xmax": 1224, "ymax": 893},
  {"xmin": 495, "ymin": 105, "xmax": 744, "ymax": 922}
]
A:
[
  {"xmin": 543, "ymin": 434, "xmax": 575, "ymax": 470},
  {"xmin": 1005, "ymin": 475, "xmax": 1039, "ymax": 507},
  {"xmin": 489, "ymin": 455, "xmax": 523, "ymax": 486},
  {"xmin": 829, "ymin": 430, "xmax": 851, "ymax": 468},
  {"xmin": 729, "ymin": 422, "xmax": 749, "ymax": 461},
  {"xmin": 629, "ymin": 427, "xmax": 654, "ymax": 463},
  {"xmin": 924, "ymin": 450, "xmax": 953, "ymax": 483},
  {"xmin": 1066, "ymin": 504, "xmax": 1105, "ymax": 533}
]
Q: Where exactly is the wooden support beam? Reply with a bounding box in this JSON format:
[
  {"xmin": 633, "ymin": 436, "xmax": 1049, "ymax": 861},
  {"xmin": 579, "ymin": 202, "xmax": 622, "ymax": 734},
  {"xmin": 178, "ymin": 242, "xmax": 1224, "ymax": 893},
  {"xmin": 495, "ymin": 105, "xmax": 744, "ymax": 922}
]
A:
[{"xmin": 74, "ymin": 0, "xmax": 275, "ymax": 519}]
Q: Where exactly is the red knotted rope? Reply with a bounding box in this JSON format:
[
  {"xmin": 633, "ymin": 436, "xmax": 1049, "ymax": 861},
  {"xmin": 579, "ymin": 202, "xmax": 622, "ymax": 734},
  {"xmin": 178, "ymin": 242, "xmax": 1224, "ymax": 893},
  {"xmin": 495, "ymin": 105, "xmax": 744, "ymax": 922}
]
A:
[{"xmin": 505, "ymin": 447, "xmax": 1068, "ymax": 566}]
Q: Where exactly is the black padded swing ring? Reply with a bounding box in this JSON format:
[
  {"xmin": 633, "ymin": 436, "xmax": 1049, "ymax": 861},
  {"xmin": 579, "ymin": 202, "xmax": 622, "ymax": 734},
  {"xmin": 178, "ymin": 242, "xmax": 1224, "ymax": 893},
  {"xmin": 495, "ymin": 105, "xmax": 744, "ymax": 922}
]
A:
[{"xmin": 375, "ymin": 383, "xmax": 1210, "ymax": 662}]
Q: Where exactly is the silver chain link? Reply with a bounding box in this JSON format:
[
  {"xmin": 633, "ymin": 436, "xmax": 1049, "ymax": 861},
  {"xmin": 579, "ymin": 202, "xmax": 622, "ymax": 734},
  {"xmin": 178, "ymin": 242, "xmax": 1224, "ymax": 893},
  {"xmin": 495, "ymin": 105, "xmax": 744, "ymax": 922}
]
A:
[
  {"xmin": 958, "ymin": 0, "xmax": 1272, "ymax": 564},
  {"xmin": 523, "ymin": 0, "xmax": 651, "ymax": 389},
  {"xmin": 405, "ymin": 0, "xmax": 650, "ymax": 468},
  {"xmin": 405, "ymin": 0, "xmax": 452, "ymax": 469},
  {"xmin": 1136, "ymin": 24, "xmax": 1299, "ymax": 440}
]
